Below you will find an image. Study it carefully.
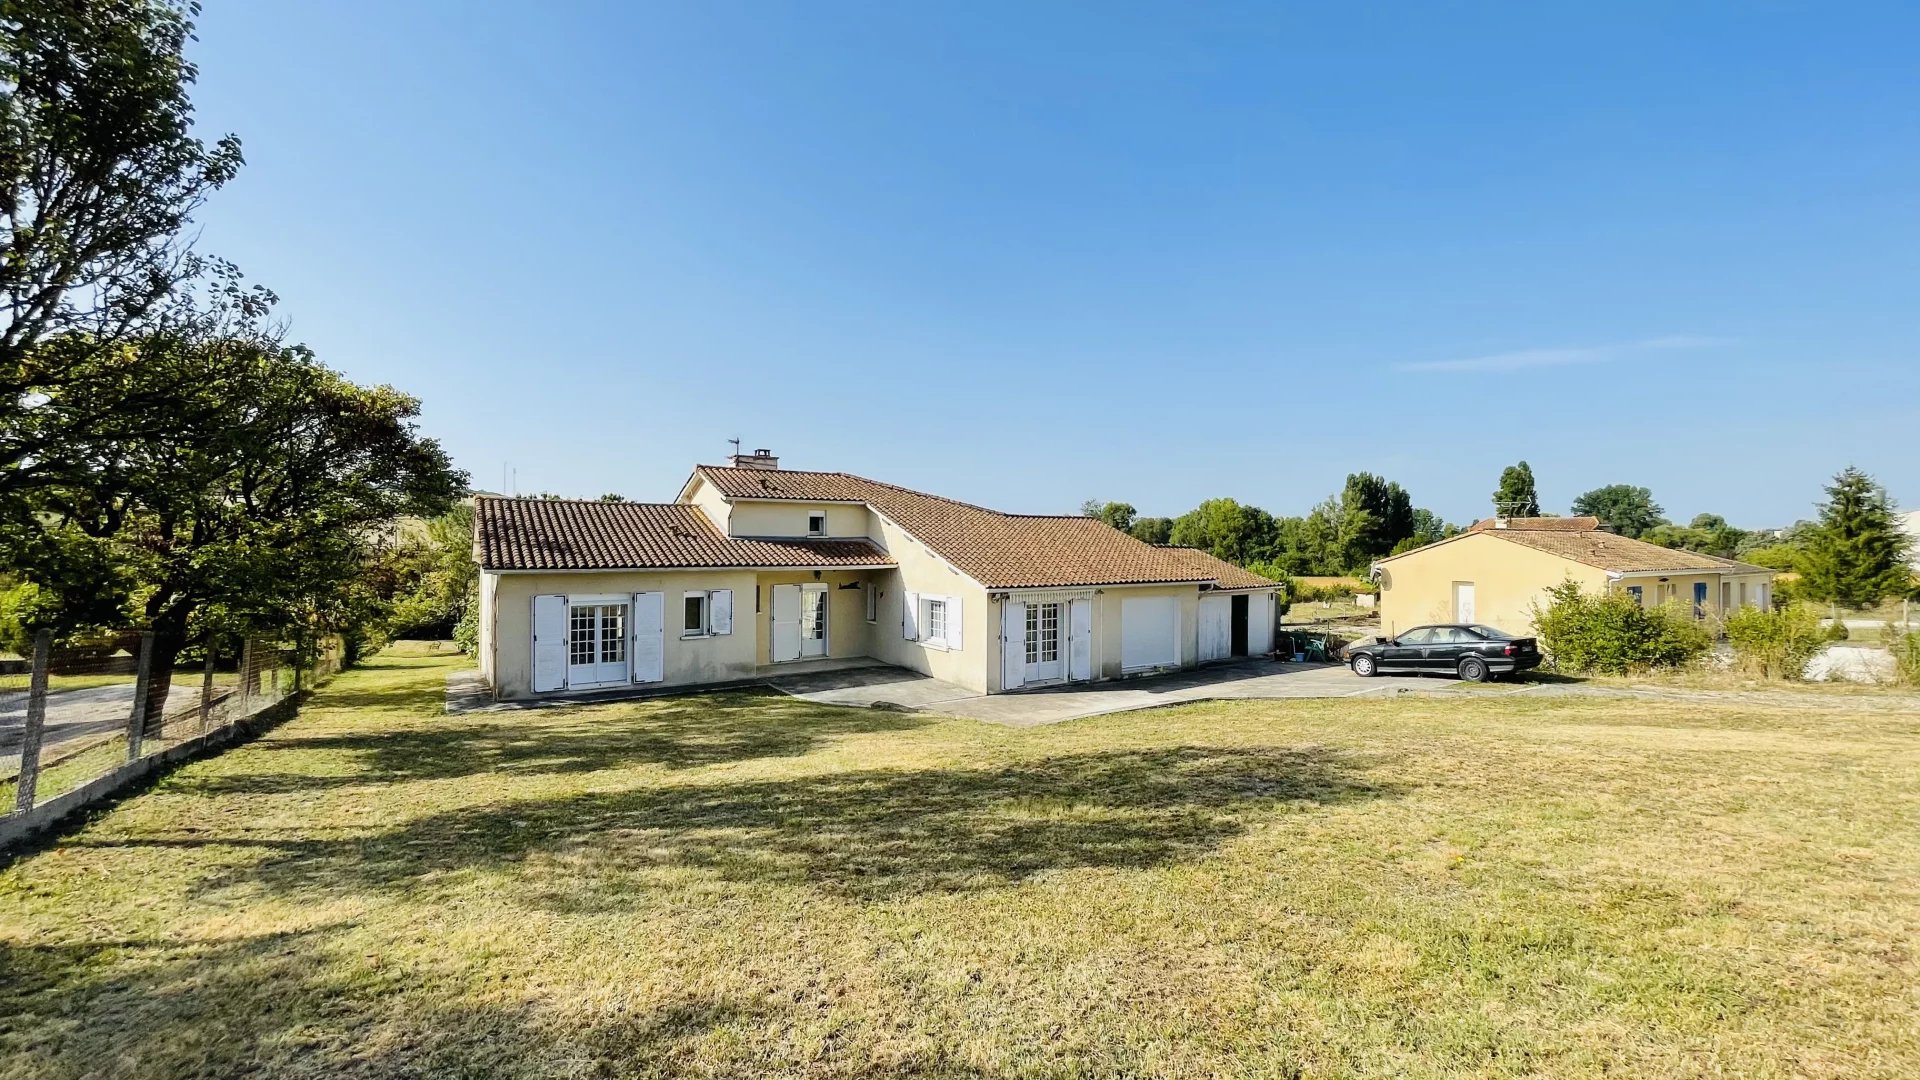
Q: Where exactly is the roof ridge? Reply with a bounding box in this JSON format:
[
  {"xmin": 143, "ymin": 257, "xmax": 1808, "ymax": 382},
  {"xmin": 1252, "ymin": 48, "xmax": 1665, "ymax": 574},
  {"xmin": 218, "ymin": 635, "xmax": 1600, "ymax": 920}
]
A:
[{"xmin": 479, "ymin": 495, "xmax": 688, "ymax": 508}]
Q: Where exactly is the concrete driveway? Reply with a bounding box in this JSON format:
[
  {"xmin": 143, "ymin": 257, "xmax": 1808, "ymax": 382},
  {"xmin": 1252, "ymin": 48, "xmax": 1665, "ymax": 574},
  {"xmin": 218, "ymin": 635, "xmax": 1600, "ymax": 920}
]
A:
[{"xmin": 770, "ymin": 658, "xmax": 1401, "ymax": 728}]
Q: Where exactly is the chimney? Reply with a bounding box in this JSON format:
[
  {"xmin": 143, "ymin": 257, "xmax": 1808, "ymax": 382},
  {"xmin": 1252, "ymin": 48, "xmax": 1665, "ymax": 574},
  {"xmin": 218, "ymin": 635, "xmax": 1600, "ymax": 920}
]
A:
[
  {"xmin": 1493, "ymin": 517, "xmax": 1509, "ymax": 529},
  {"xmin": 729, "ymin": 447, "xmax": 780, "ymax": 470}
]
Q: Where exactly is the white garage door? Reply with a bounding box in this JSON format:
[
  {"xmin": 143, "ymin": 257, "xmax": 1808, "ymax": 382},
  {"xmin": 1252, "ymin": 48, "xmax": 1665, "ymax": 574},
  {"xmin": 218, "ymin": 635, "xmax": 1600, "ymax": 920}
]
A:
[{"xmin": 1121, "ymin": 596, "xmax": 1180, "ymax": 672}]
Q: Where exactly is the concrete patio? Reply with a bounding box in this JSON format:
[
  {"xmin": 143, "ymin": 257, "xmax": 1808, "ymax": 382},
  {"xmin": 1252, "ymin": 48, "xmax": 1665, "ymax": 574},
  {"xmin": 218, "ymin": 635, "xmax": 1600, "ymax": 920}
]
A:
[{"xmin": 445, "ymin": 656, "xmax": 1467, "ymax": 727}]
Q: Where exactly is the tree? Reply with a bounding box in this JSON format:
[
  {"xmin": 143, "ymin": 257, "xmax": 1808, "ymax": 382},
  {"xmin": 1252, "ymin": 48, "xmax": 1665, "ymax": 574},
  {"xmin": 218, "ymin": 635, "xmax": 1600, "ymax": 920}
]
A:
[
  {"xmin": 1169, "ymin": 498, "xmax": 1277, "ymax": 565},
  {"xmin": 1492, "ymin": 461, "xmax": 1541, "ymax": 517},
  {"xmin": 1643, "ymin": 513, "xmax": 1749, "ymax": 559},
  {"xmin": 0, "ymin": 0, "xmax": 245, "ymax": 494},
  {"xmin": 1080, "ymin": 499, "xmax": 1137, "ymax": 533},
  {"xmin": 1408, "ymin": 508, "xmax": 1451, "ymax": 546},
  {"xmin": 384, "ymin": 504, "xmax": 479, "ymax": 640},
  {"xmin": 1128, "ymin": 516, "xmax": 1173, "ymax": 545},
  {"xmin": 19, "ymin": 329, "xmax": 465, "ymax": 720},
  {"xmin": 1339, "ymin": 472, "xmax": 1414, "ymax": 560},
  {"xmin": 1799, "ymin": 467, "xmax": 1910, "ymax": 608},
  {"xmin": 1570, "ymin": 484, "xmax": 1665, "ymax": 539}
]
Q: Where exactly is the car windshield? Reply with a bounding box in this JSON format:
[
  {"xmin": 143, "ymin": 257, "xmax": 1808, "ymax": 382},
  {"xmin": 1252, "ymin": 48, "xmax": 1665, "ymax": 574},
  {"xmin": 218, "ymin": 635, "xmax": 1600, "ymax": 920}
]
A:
[
  {"xmin": 1397, "ymin": 628, "xmax": 1436, "ymax": 644},
  {"xmin": 1468, "ymin": 625, "xmax": 1513, "ymax": 640}
]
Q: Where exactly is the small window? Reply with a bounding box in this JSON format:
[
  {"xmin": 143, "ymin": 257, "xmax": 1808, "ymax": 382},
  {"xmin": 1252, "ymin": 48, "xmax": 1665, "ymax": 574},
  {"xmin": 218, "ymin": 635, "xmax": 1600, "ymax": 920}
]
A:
[
  {"xmin": 924, "ymin": 598, "xmax": 947, "ymax": 645},
  {"xmin": 807, "ymin": 511, "xmax": 827, "ymax": 537},
  {"xmin": 683, "ymin": 592, "xmax": 708, "ymax": 635},
  {"xmin": 865, "ymin": 583, "xmax": 878, "ymax": 622},
  {"xmin": 1626, "ymin": 585, "xmax": 1644, "ymax": 606}
]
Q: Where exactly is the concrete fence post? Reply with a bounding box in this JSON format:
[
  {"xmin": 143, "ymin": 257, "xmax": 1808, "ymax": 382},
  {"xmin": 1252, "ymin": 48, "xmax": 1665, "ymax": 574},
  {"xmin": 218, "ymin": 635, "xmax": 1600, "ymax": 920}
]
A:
[
  {"xmin": 200, "ymin": 639, "xmax": 217, "ymax": 734},
  {"xmin": 238, "ymin": 639, "xmax": 254, "ymax": 716},
  {"xmin": 125, "ymin": 631, "xmax": 155, "ymax": 762},
  {"xmin": 12, "ymin": 630, "xmax": 52, "ymax": 814}
]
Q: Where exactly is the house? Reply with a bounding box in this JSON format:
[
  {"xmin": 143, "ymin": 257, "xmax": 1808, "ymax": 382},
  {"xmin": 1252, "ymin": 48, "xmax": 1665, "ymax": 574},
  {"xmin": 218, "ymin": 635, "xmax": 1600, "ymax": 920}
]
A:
[
  {"xmin": 1374, "ymin": 516, "xmax": 1777, "ymax": 636},
  {"xmin": 1902, "ymin": 509, "xmax": 1920, "ymax": 572},
  {"xmin": 472, "ymin": 451, "xmax": 1282, "ymax": 700}
]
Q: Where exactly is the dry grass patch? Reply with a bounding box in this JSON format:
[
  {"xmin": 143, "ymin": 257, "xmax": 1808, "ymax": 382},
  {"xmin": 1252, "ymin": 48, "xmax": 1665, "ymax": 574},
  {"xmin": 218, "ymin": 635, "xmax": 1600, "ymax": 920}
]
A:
[{"xmin": 2, "ymin": 644, "xmax": 1917, "ymax": 1078}]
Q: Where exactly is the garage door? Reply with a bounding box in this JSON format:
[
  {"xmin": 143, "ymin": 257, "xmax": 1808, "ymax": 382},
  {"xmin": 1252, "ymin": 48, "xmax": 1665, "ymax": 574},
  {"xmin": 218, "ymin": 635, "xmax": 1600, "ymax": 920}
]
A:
[{"xmin": 1121, "ymin": 596, "xmax": 1180, "ymax": 672}]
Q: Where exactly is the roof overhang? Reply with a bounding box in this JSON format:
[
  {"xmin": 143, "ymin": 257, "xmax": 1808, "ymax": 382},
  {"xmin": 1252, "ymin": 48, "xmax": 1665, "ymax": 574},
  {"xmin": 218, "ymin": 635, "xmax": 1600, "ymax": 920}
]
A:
[{"xmin": 483, "ymin": 563, "xmax": 896, "ymax": 575}]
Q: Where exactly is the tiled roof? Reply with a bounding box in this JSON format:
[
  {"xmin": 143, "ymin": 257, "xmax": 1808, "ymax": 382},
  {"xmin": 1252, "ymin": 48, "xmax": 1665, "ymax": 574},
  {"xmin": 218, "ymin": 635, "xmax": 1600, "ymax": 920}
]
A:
[
  {"xmin": 1488, "ymin": 529, "xmax": 1776, "ymax": 575},
  {"xmin": 689, "ymin": 465, "xmax": 1246, "ymax": 589},
  {"xmin": 1467, "ymin": 516, "xmax": 1602, "ymax": 533},
  {"xmin": 1154, "ymin": 546, "xmax": 1283, "ymax": 591},
  {"xmin": 474, "ymin": 498, "xmax": 892, "ymax": 571}
]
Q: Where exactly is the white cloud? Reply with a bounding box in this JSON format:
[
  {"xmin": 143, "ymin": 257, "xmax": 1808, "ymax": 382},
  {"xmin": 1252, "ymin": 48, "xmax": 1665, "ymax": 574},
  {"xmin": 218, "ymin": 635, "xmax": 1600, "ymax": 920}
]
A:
[{"xmin": 1397, "ymin": 335, "xmax": 1730, "ymax": 374}]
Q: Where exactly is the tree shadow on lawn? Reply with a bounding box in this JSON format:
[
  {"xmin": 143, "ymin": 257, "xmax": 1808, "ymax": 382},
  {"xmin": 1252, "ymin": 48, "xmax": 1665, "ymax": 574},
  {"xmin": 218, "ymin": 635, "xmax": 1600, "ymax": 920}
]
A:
[
  {"xmin": 0, "ymin": 927, "xmax": 791, "ymax": 1080},
  {"xmin": 179, "ymin": 691, "xmax": 932, "ymax": 794},
  {"xmin": 233, "ymin": 744, "xmax": 1396, "ymax": 907}
]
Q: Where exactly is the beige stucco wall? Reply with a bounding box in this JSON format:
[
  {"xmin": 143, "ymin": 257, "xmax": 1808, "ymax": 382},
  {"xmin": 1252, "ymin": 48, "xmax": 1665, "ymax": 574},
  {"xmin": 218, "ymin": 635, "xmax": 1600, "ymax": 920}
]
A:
[
  {"xmin": 726, "ymin": 500, "xmax": 870, "ymax": 539},
  {"xmin": 1377, "ymin": 534, "xmax": 1611, "ymax": 636},
  {"xmin": 684, "ymin": 475, "xmax": 732, "ymax": 533},
  {"xmin": 487, "ymin": 569, "xmax": 761, "ymax": 700},
  {"xmin": 752, "ymin": 570, "xmax": 875, "ymax": 665},
  {"xmin": 861, "ymin": 512, "xmax": 994, "ymax": 693}
]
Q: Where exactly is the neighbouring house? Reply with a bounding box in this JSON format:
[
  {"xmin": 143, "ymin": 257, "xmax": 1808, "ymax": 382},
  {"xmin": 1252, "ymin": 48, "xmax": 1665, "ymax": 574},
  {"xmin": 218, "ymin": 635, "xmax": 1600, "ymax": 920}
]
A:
[
  {"xmin": 1374, "ymin": 516, "xmax": 1777, "ymax": 636},
  {"xmin": 472, "ymin": 451, "xmax": 1282, "ymax": 700},
  {"xmin": 1902, "ymin": 509, "xmax": 1920, "ymax": 572}
]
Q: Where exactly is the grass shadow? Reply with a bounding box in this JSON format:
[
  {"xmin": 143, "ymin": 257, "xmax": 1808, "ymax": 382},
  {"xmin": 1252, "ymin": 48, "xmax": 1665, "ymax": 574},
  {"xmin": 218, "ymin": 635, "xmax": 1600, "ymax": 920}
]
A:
[
  {"xmin": 223, "ymin": 744, "xmax": 1394, "ymax": 906},
  {"xmin": 178, "ymin": 691, "xmax": 934, "ymax": 794}
]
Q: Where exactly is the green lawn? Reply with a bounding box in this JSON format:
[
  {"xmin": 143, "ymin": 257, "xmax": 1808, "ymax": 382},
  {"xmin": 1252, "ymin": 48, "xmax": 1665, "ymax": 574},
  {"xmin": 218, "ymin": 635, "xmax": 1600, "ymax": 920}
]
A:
[{"xmin": 3, "ymin": 644, "xmax": 1917, "ymax": 1079}]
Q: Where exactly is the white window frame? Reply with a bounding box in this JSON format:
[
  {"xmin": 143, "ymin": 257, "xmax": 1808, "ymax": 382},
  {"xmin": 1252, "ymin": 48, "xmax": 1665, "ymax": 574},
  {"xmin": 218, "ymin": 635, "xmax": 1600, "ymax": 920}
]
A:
[
  {"xmin": 806, "ymin": 509, "xmax": 828, "ymax": 537},
  {"xmin": 682, "ymin": 590, "xmax": 710, "ymax": 638},
  {"xmin": 924, "ymin": 598, "xmax": 948, "ymax": 648}
]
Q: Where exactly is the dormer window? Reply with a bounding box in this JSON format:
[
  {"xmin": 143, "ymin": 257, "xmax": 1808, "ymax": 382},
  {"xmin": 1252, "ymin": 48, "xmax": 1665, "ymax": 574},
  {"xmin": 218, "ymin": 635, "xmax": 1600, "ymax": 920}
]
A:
[{"xmin": 807, "ymin": 510, "xmax": 827, "ymax": 537}]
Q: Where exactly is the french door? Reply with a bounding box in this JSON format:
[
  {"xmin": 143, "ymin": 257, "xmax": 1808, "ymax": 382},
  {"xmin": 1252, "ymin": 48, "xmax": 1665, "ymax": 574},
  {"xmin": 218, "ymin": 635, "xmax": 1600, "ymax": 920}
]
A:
[
  {"xmin": 568, "ymin": 601, "xmax": 629, "ymax": 687},
  {"xmin": 1023, "ymin": 601, "xmax": 1065, "ymax": 682}
]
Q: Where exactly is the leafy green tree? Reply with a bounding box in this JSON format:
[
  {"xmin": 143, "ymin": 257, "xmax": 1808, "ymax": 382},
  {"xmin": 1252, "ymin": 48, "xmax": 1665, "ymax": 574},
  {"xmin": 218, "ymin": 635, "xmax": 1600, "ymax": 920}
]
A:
[
  {"xmin": 1079, "ymin": 499, "xmax": 1137, "ymax": 533},
  {"xmin": 1170, "ymin": 498, "xmax": 1277, "ymax": 565},
  {"xmin": 384, "ymin": 505, "xmax": 479, "ymax": 641},
  {"xmin": 1128, "ymin": 516, "xmax": 1173, "ymax": 545},
  {"xmin": 1644, "ymin": 514, "xmax": 1749, "ymax": 559},
  {"xmin": 19, "ymin": 331, "xmax": 465, "ymax": 719},
  {"xmin": 0, "ymin": 0, "xmax": 245, "ymax": 497},
  {"xmin": 1799, "ymin": 467, "xmax": 1910, "ymax": 608},
  {"xmin": 1492, "ymin": 461, "xmax": 1541, "ymax": 517},
  {"xmin": 1408, "ymin": 508, "xmax": 1451, "ymax": 546},
  {"xmin": 1570, "ymin": 484, "xmax": 1665, "ymax": 538},
  {"xmin": 1339, "ymin": 472, "xmax": 1414, "ymax": 560}
]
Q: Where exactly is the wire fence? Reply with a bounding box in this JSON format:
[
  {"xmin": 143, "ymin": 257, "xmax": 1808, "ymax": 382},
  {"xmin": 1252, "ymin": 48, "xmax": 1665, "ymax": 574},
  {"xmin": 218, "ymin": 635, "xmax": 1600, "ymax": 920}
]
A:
[{"xmin": 1, "ymin": 630, "xmax": 343, "ymax": 831}]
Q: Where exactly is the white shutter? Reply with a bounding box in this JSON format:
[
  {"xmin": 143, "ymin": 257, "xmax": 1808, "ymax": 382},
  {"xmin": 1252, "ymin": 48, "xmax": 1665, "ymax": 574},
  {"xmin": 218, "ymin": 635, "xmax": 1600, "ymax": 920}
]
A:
[
  {"xmin": 770, "ymin": 584, "xmax": 802, "ymax": 662},
  {"xmin": 630, "ymin": 591, "xmax": 664, "ymax": 683},
  {"xmin": 1068, "ymin": 598, "xmax": 1093, "ymax": 681},
  {"xmin": 903, "ymin": 591, "xmax": 920, "ymax": 641},
  {"xmin": 1001, "ymin": 600, "xmax": 1026, "ymax": 690},
  {"xmin": 709, "ymin": 589, "xmax": 733, "ymax": 635},
  {"xmin": 1247, "ymin": 592, "xmax": 1275, "ymax": 656},
  {"xmin": 1199, "ymin": 594, "xmax": 1231, "ymax": 662},
  {"xmin": 944, "ymin": 595, "xmax": 962, "ymax": 651},
  {"xmin": 531, "ymin": 594, "xmax": 568, "ymax": 692}
]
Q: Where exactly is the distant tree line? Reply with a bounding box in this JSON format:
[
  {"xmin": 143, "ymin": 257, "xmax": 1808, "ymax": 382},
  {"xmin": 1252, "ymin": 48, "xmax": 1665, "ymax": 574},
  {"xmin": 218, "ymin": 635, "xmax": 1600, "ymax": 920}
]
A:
[{"xmin": 1085, "ymin": 460, "xmax": 1918, "ymax": 609}]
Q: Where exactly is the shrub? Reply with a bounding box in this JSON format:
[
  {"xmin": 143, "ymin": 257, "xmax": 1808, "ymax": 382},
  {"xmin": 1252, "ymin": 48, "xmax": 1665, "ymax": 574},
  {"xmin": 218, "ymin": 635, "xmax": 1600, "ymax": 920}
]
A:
[
  {"xmin": 1530, "ymin": 579, "xmax": 1712, "ymax": 675},
  {"xmin": 1890, "ymin": 628, "xmax": 1920, "ymax": 688},
  {"xmin": 453, "ymin": 592, "xmax": 480, "ymax": 656},
  {"xmin": 1724, "ymin": 605, "xmax": 1828, "ymax": 680}
]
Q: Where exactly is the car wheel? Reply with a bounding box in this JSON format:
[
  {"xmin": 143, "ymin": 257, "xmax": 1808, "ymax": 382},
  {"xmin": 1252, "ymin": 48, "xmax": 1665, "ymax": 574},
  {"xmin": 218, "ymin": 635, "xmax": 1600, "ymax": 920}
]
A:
[
  {"xmin": 1458, "ymin": 657, "xmax": 1489, "ymax": 683},
  {"xmin": 1351, "ymin": 654, "xmax": 1377, "ymax": 678}
]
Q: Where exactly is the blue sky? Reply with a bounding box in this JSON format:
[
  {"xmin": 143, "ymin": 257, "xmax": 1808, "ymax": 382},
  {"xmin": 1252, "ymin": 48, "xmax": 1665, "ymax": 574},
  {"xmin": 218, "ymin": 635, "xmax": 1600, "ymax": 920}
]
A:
[{"xmin": 186, "ymin": 3, "xmax": 1918, "ymax": 527}]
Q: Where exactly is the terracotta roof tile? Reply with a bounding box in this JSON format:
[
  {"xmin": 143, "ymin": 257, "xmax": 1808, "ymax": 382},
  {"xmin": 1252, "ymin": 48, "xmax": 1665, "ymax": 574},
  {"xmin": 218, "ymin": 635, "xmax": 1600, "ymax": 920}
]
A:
[
  {"xmin": 1488, "ymin": 529, "xmax": 1776, "ymax": 575},
  {"xmin": 474, "ymin": 498, "xmax": 892, "ymax": 571},
  {"xmin": 1467, "ymin": 516, "xmax": 1602, "ymax": 533},
  {"xmin": 1154, "ymin": 546, "xmax": 1283, "ymax": 591},
  {"xmin": 690, "ymin": 466, "xmax": 1266, "ymax": 589}
]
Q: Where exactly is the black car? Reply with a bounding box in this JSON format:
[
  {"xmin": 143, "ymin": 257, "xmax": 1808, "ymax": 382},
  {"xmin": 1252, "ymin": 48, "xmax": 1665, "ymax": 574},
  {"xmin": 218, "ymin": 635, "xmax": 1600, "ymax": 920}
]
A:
[{"xmin": 1347, "ymin": 624, "xmax": 1541, "ymax": 682}]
